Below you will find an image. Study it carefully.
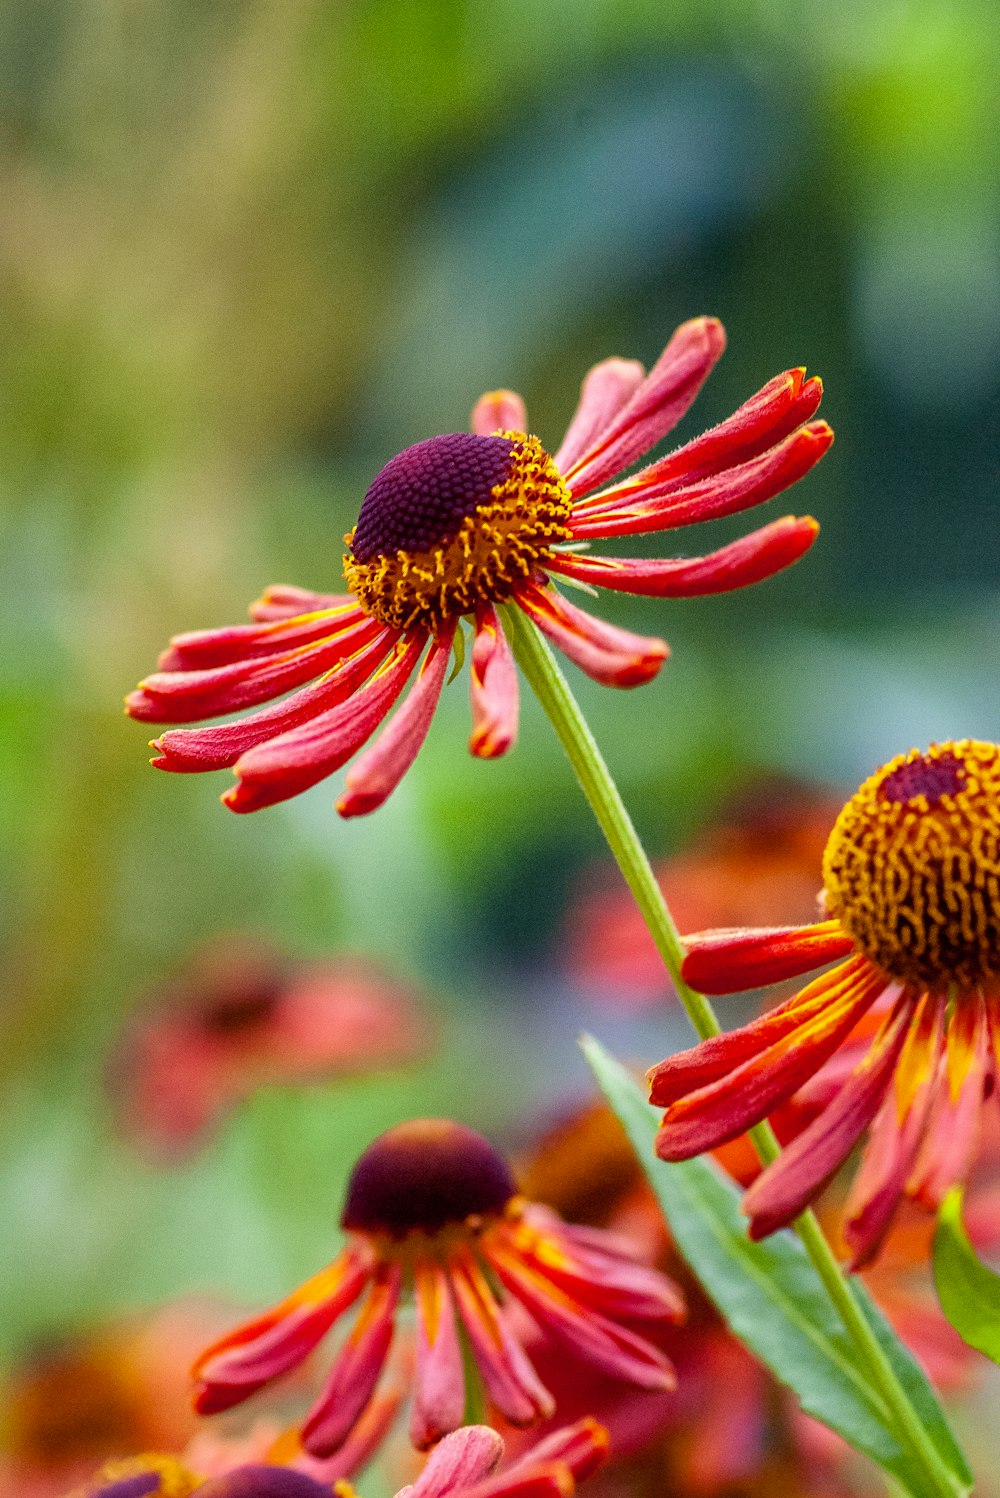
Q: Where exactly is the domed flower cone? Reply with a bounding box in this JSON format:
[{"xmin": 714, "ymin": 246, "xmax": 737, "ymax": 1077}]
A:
[
  {"xmin": 648, "ymin": 740, "xmax": 1000, "ymax": 1267},
  {"xmin": 189, "ymin": 1121, "xmax": 683, "ymax": 1456},
  {"xmin": 127, "ymin": 319, "xmax": 830, "ymax": 816}
]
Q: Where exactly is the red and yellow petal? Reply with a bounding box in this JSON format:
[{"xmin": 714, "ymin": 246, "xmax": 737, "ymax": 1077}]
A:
[
  {"xmin": 469, "ymin": 603, "xmax": 519, "ymax": 759},
  {"xmin": 337, "ymin": 622, "xmax": 456, "ymax": 818},
  {"xmin": 679, "ymin": 919, "xmax": 855, "ymax": 995},
  {"xmin": 191, "ymin": 1248, "xmax": 371, "ymax": 1413},
  {"xmin": 515, "ymin": 579, "xmax": 668, "ymax": 688},
  {"xmin": 546, "ymin": 516, "xmax": 819, "ymax": 600}
]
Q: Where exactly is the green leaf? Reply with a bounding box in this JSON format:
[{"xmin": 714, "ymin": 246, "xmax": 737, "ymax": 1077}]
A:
[
  {"xmin": 934, "ymin": 1187, "xmax": 1000, "ymax": 1361},
  {"xmin": 581, "ymin": 1034, "xmax": 972, "ymax": 1498}
]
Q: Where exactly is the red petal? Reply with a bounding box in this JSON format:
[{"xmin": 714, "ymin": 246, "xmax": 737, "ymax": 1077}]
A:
[
  {"xmin": 156, "ymin": 604, "xmax": 366, "ymax": 672},
  {"xmin": 128, "ymin": 616, "xmax": 386, "ymax": 724},
  {"xmin": 741, "ymin": 989, "xmax": 912, "ymax": 1242},
  {"xmin": 336, "ymin": 623, "xmax": 455, "ymax": 817},
  {"xmin": 250, "ymin": 585, "xmax": 351, "ymax": 622},
  {"xmin": 301, "ymin": 1265, "xmax": 401, "ymax": 1457},
  {"xmin": 553, "ymin": 357, "xmax": 646, "ymax": 475},
  {"xmin": 191, "ymin": 1249, "xmax": 370, "ymax": 1412},
  {"xmin": 469, "ymin": 603, "xmax": 519, "ymax": 758},
  {"xmin": 547, "ymin": 516, "xmax": 819, "ymax": 600},
  {"xmin": 653, "ymin": 963, "xmax": 886, "ymax": 1161},
  {"xmin": 471, "ymin": 389, "xmax": 528, "ymax": 436},
  {"xmin": 411, "ymin": 1261, "xmax": 467, "ymax": 1450},
  {"xmin": 510, "ymin": 1420, "xmax": 611, "ymax": 1483},
  {"xmin": 571, "ymin": 368, "xmax": 824, "ymax": 516},
  {"xmin": 516, "ymin": 579, "xmax": 668, "ymax": 688},
  {"xmin": 563, "ymin": 318, "xmax": 726, "ymax": 498},
  {"xmin": 152, "ymin": 630, "xmax": 398, "ymax": 772},
  {"xmin": 224, "ymin": 633, "xmax": 425, "ymax": 812},
  {"xmin": 907, "ymin": 993, "xmax": 991, "ymax": 1210},
  {"xmin": 680, "ymin": 920, "xmax": 854, "ymax": 994},
  {"xmin": 648, "ymin": 954, "xmax": 868, "ymax": 1108},
  {"xmin": 450, "ymin": 1250, "xmax": 554, "ymax": 1428},
  {"xmin": 566, "ymin": 422, "xmax": 833, "ymax": 539}
]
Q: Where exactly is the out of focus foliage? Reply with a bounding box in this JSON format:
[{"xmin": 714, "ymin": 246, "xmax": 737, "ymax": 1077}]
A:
[{"xmin": 0, "ymin": 0, "xmax": 996, "ymax": 1382}]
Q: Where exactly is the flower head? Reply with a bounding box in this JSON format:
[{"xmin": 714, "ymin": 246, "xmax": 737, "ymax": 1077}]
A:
[
  {"xmin": 190, "ymin": 1121, "xmax": 683, "ymax": 1456},
  {"xmin": 127, "ymin": 320, "xmax": 830, "ymax": 816},
  {"xmin": 68, "ymin": 1421, "xmax": 608, "ymax": 1498},
  {"xmin": 649, "ymin": 739, "xmax": 1000, "ymax": 1266}
]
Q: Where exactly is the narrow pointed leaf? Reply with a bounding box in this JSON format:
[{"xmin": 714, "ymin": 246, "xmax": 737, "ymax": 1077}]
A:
[{"xmin": 581, "ymin": 1034, "xmax": 971, "ymax": 1498}]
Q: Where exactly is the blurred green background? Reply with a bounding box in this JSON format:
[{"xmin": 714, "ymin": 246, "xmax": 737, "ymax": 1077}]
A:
[{"xmin": 1, "ymin": 0, "xmax": 997, "ymax": 1368}]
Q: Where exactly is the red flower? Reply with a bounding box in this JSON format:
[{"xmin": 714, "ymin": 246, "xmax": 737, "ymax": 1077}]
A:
[
  {"xmin": 649, "ymin": 740, "xmax": 1000, "ymax": 1266},
  {"xmin": 108, "ymin": 938, "xmax": 429, "ymax": 1162},
  {"xmin": 190, "ymin": 1121, "xmax": 683, "ymax": 1457},
  {"xmin": 127, "ymin": 320, "xmax": 830, "ymax": 816}
]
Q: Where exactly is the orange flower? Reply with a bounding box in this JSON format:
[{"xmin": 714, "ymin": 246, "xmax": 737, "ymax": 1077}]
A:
[
  {"xmin": 650, "ymin": 741, "xmax": 1000, "ymax": 1266},
  {"xmin": 127, "ymin": 320, "xmax": 829, "ymax": 816}
]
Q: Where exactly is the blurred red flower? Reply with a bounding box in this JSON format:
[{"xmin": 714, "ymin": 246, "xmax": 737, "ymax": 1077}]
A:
[{"xmin": 108, "ymin": 938, "xmax": 431, "ymax": 1162}]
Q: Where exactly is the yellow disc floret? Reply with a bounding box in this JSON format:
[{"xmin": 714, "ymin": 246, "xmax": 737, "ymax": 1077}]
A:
[
  {"xmin": 78, "ymin": 1453, "xmax": 201, "ymax": 1496},
  {"xmin": 344, "ymin": 431, "xmax": 572, "ymax": 631},
  {"xmin": 822, "ymin": 740, "xmax": 1000, "ymax": 989}
]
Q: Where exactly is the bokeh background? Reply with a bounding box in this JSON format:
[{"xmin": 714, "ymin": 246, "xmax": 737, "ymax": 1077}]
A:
[{"xmin": 1, "ymin": 0, "xmax": 998, "ymax": 1472}]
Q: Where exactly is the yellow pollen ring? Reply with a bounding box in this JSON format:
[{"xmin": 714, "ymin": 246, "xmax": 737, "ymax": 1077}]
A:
[
  {"xmin": 822, "ymin": 739, "xmax": 1000, "ymax": 990},
  {"xmin": 343, "ymin": 432, "xmax": 572, "ymax": 631}
]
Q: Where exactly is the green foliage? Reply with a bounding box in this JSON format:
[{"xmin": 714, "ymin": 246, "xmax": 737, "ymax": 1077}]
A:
[
  {"xmin": 582, "ymin": 1034, "xmax": 973, "ymax": 1498},
  {"xmin": 933, "ymin": 1188, "xmax": 1000, "ymax": 1363}
]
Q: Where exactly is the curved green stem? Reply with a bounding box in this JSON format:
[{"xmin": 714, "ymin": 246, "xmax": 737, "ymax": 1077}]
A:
[{"xmin": 506, "ymin": 605, "xmax": 963, "ymax": 1498}]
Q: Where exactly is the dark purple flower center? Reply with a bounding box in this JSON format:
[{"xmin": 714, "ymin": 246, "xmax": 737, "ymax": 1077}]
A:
[
  {"xmin": 878, "ymin": 752, "xmax": 965, "ymax": 806},
  {"xmin": 350, "ymin": 434, "xmax": 518, "ymax": 562},
  {"xmin": 342, "ymin": 1119, "xmax": 518, "ymax": 1238},
  {"xmin": 94, "ymin": 1477, "xmax": 162, "ymax": 1498},
  {"xmin": 198, "ymin": 1467, "xmax": 332, "ymax": 1498}
]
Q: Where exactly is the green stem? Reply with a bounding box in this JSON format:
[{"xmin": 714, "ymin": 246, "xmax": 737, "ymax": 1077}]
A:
[{"xmin": 506, "ymin": 605, "xmax": 963, "ymax": 1498}]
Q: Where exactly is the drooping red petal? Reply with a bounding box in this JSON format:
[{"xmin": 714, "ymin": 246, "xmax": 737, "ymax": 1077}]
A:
[
  {"xmin": 840, "ymin": 993, "xmax": 943, "ymax": 1266},
  {"xmin": 301, "ymin": 1264, "xmax": 401, "ymax": 1457},
  {"xmin": 152, "ymin": 630, "xmax": 399, "ymax": 772},
  {"xmin": 225, "ymin": 633, "xmax": 426, "ymax": 813},
  {"xmin": 156, "ymin": 603, "xmax": 367, "ymax": 672},
  {"xmin": 191, "ymin": 1248, "xmax": 371, "ymax": 1414},
  {"xmin": 553, "ymin": 358, "xmax": 646, "ymax": 475},
  {"xmin": 566, "ymin": 423, "xmax": 833, "ymax": 539},
  {"xmin": 907, "ymin": 992, "xmax": 992, "ymax": 1210},
  {"xmin": 407, "ymin": 1425, "xmax": 504, "ymax": 1498},
  {"xmin": 508, "ymin": 1420, "xmax": 611, "ymax": 1484},
  {"xmin": 250, "ymin": 585, "xmax": 351, "ymax": 622},
  {"xmin": 516, "ymin": 579, "xmax": 668, "ymax": 688},
  {"xmin": 505, "ymin": 1209, "xmax": 684, "ymax": 1323},
  {"xmin": 570, "ymin": 368, "xmax": 824, "ymax": 514},
  {"xmin": 469, "ymin": 603, "xmax": 519, "ymax": 759},
  {"xmin": 471, "ymin": 389, "xmax": 528, "ymax": 436},
  {"xmin": 648, "ymin": 955, "xmax": 870, "ymax": 1107},
  {"xmin": 741, "ymin": 989, "xmax": 913, "ymax": 1242},
  {"xmin": 410, "ymin": 1259, "xmax": 467, "ymax": 1450},
  {"xmin": 486, "ymin": 1241, "xmax": 676, "ymax": 1392},
  {"xmin": 337, "ymin": 622, "xmax": 456, "ymax": 818},
  {"xmin": 563, "ymin": 318, "xmax": 726, "ymax": 499},
  {"xmin": 449, "ymin": 1250, "xmax": 555, "ymax": 1428},
  {"xmin": 679, "ymin": 920, "xmax": 855, "ymax": 995},
  {"xmin": 127, "ymin": 616, "xmax": 386, "ymax": 724},
  {"xmin": 547, "ymin": 516, "xmax": 819, "ymax": 600},
  {"xmin": 653, "ymin": 962, "xmax": 886, "ymax": 1161}
]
